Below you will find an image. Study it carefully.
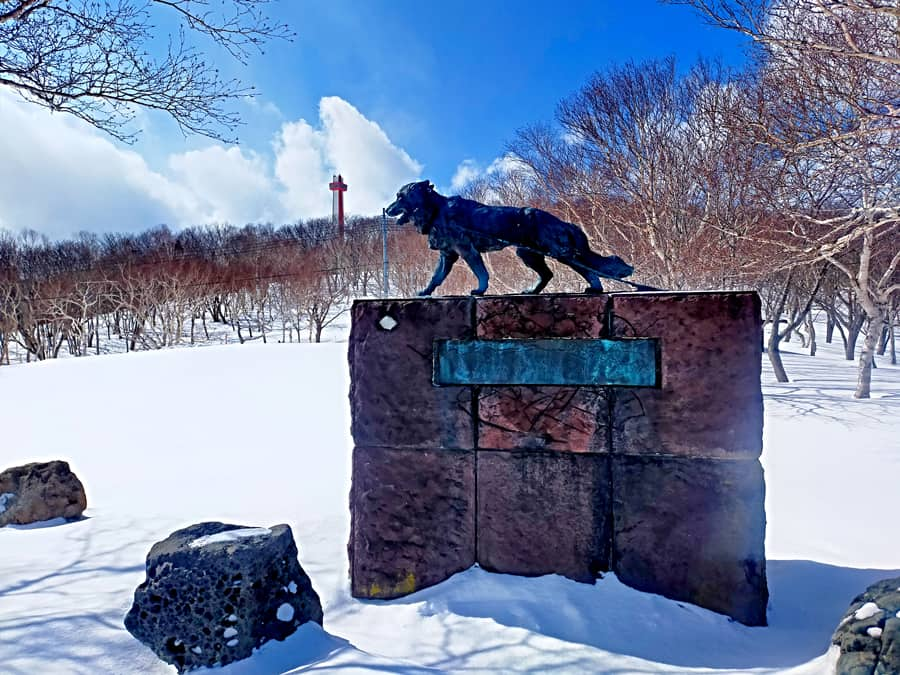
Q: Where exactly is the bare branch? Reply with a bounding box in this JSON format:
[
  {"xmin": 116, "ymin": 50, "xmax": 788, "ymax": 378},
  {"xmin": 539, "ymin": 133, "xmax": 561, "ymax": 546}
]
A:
[{"xmin": 0, "ymin": 0, "xmax": 293, "ymax": 141}]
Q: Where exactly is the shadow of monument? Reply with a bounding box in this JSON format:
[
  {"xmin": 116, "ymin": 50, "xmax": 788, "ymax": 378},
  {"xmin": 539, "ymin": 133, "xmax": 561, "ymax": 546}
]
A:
[{"xmin": 377, "ymin": 559, "xmax": 899, "ymax": 670}]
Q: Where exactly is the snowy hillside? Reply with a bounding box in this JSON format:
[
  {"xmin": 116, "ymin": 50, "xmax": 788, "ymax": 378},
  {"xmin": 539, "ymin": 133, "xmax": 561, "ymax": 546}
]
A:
[{"xmin": 0, "ymin": 335, "xmax": 898, "ymax": 674}]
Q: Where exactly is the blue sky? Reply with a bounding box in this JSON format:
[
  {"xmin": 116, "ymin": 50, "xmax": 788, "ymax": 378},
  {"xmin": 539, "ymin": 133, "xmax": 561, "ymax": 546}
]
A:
[
  {"xmin": 246, "ymin": 0, "xmax": 748, "ymax": 184},
  {"xmin": 0, "ymin": 1, "xmax": 749, "ymax": 237}
]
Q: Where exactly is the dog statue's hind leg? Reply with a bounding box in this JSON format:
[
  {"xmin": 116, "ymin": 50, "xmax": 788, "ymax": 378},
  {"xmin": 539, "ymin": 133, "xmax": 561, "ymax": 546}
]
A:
[
  {"xmin": 516, "ymin": 248, "xmax": 553, "ymax": 294},
  {"xmin": 565, "ymin": 257, "xmax": 605, "ymax": 294},
  {"xmin": 461, "ymin": 249, "xmax": 490, "ymax": 296}
]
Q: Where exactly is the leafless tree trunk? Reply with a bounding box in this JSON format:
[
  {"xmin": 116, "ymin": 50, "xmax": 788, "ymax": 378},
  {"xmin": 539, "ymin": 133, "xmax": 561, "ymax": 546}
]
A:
[{"xmin": 806, "ymin": 310, "xmax": 817, "ymax": 356}]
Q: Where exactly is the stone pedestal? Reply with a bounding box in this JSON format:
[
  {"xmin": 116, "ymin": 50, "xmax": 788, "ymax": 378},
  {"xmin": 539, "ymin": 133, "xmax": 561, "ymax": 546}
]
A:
[
  {"xmin": 477, "ymin": 450, "xmax": 611, "ymax": 583},
  {"xmin": 349, "ymin": 446, "xmax": 475, "ymax": 599},
  {"xmin": 347, "ymin": 292, "xmax": 768, "ymax": 626}
]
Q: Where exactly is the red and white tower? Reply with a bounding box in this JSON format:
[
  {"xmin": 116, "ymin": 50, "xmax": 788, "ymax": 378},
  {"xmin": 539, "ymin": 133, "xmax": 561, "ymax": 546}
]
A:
[{"xmin": 329, "ymin": 173, "xmax": 348, "ymax": 238}]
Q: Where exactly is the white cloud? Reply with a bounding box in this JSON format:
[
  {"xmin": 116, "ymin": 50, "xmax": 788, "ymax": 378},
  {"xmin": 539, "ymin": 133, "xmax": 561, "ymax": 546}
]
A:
[
  {"xmin": 450, "ymin": 159, "xmax": 481, "ymax": 192},
  {"xmin": 243, "ymin": 96, "xmax": 284, "ymax": 119},
  {"xmin": 0, "ymin": 90, "xmax": 187, "ymax": 238},
  {"xmin": 168, "ymin": 146, "xmax": 282, "ymax": 225},
  {"xmin": 274, "ymin": 118, "xmax": 330, "ymax": 219},
  {"xmin": 0, "ymin": 91, "xmax": 421, "ymax": 237},
  {"xmin": 487, "ymin": 154, "xmax": 525, "ymax": 175},
  {"xmin": 317, "ymin": 96, "xmax": 422, "ymax": 214},
  {"xmin": 561, "ymin": 129, "xmax": 584, "ymax": 146},
  {"xmin": 448, "ymin": 153, "xmax": 525, "ymax": 192},
  {"xmin": 274, "ymin": 95, "xmax": 425, "ymax": 219}
]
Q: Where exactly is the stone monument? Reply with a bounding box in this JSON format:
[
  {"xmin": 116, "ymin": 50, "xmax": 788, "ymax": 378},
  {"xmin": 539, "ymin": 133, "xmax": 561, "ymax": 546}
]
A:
[{"xmin": 347, "ymin": 291, "xmax": 768, "ymax": 626}]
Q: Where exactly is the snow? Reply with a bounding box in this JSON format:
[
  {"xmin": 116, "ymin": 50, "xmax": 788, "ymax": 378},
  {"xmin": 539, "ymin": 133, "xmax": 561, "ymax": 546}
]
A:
[
  {"xmin": 276, "ymin": 603, "xmax": 295, "ymax": 622},
  {"xmin": 378, "ymin": 315, "xmax": 398, "ymax": 331},
  {"xmin": 288, "ymin": 581, "xmax": 298, "ymax": 594},
  {"xmin": 223, "ymin": 627, "xmax": 238, "ymax": 638},
  {"xmin": 867, "ymin": 627, "xmax": 883, "ymax": 638},
  {"xmin": 0, "ymin": 330, "xmax": 897, "ymax": 673},
  {"xmin": 189, "ymin": 527, "xmax": 272, "ymax": 548},
  {"xmin": 0, "ymin": 492, "xmax": 13, "ymax": 514},
  {"xmin": 853, "ymin": 602, "xmax": 882, "ymax": 621}
]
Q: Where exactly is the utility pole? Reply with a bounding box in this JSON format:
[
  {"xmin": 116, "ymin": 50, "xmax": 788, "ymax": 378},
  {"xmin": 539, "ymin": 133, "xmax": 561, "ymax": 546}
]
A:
[{"xmin": 382, "ymin": 208, "xmax": 390, "ymax": 298}]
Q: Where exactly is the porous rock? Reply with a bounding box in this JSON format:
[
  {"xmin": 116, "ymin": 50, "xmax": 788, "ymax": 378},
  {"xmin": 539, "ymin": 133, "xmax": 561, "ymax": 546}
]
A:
[
  {"xmin": 125, "ymin": 522, "xmax": 322, "ymax": 672},
  {"xmin": 832, "ymin": 577, "xmax": 900, "ymax": 675},
  {"xmin": 0, "ymin": 460, "xmax": 86, "ymax": 527}
]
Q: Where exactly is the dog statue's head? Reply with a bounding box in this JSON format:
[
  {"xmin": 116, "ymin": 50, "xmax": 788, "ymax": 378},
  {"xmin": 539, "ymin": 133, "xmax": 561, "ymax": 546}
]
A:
[{"xmin": 386, "ymin": 180, "xmax": 437, "ymax": 234}]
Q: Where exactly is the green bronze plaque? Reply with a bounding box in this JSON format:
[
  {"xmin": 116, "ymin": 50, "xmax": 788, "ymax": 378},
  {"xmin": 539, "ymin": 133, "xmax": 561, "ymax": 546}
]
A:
[{"xmin": 433, "ymin": 338, "xmax": 660, "ymax": 387}]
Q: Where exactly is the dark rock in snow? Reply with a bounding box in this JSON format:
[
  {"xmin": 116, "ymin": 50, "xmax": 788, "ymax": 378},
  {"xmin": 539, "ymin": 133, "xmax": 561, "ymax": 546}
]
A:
[
  {"xmin": 0, "ymin": 460, "xmax": 86, "ymax": 527},
  {"xmin": 125, "ymin": 522, "xmax": 322, "ymax": 672},
  {"xmin": 832, "ymin": 576, "xmax": 900, "ymax": 675}
]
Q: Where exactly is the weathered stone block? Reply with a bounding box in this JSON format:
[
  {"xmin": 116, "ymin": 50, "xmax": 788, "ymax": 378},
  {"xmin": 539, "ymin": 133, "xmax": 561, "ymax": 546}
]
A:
[
  {"xmin": 124, "ymin": 522, "xmax": 322, "ymax": 673},
  {"xmin": 349, "ymin": 446, "xmax": 475, "ymax": 598},
  {"xmin": 611, "ymin": 455, "xmax": 768, "ymax": 626},
  {"xmin": 477, "ymin": 451, "xmax": 611, "ymax": 582},
  {"xmin": 475, "ymin": 295, "xmax": 610, "ymax": 452},
  {"xmin": 349, "ymin": 298, "xmax": 475, "ymax": 450},
  {"xmin": 477, "ymin": 385, "xmax": 610, "ymax": 452},
  {"xmin": 476, "ymin": 294, "xmax": 610, "ymax": 339},
  {"xmin": 610, "ymin": 292, "xmax": 763, "ymax": 459},
  {"xmin": 0, "ymin": 460, "xmax": 86, "ymax": 527}
]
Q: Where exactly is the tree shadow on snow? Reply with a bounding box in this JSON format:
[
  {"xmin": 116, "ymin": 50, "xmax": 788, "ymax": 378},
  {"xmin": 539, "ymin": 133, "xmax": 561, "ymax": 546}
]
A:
[
  {"xmin": 763, "ymin": 348, "xmax": 900, "ymax": 426},
  {"xmin": 0, "ymin": 515, "xmax": 435, "ymax": 675},
  {"xmin": 0, "ymin": 516, "xmax": 180, "ymax": 674}
]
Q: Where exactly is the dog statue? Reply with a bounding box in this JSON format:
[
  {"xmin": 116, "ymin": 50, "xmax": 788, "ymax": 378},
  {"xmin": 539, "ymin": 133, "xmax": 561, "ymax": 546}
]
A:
[{"xmin": 385, "ymin": 180, "xmax": 638, "ymax": 296}]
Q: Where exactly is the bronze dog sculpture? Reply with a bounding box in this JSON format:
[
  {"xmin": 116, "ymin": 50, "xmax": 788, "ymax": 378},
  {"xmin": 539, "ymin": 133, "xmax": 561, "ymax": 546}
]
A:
[{"xmin": 386, "ymin": 180, "xmax": 639, "ymax": 296}]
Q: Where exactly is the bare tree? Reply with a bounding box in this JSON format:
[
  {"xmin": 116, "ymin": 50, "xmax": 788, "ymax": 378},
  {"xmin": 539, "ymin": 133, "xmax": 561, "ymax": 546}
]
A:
[
  {"xmin": 695, "ymin": 0, "xmax": 900, "ymax": 397},
  {"xmin": 758, "ymin": 263, "xmax": 828, "ymax": 381},
  {"xmin": 0, "ymin": 0, "xmax": 291, "ymax": 141},
  {"xmin": 671, "ymin": 1, "xmax": 900, "ymax": 70},
  {"xmin": 510, "ymin": 58, "xmax": 758, "ymax": 290},
  {"xmin": 293, "ymin": 242, "xmax": 349, "ymax": 343}
]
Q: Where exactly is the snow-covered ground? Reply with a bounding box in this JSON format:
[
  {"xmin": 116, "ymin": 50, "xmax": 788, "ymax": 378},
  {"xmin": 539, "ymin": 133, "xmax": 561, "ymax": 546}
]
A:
[{"xmin": 1, "ymin": 331, "xmax": 898, "ymax": 674}]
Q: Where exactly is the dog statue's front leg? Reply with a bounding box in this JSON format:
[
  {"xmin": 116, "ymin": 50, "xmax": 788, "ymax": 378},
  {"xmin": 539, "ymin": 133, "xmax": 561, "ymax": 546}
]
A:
[
  {"xmin": 419, "ymin": 250, "xmax": 459, "ymax": 296},
  {"xmin": 461, "ymin": 250, "xmax": 490, "ymax": 296}
]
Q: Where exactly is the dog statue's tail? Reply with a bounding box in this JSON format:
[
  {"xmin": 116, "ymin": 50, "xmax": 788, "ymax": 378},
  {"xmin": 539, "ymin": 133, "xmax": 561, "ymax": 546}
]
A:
[
  {"xmin": 579, "ymin": 251, "xmax": 633, "ymax": 279},
  {"xmin": 574, "ymin": 251, "xmax": 661, "ymax": 291}
]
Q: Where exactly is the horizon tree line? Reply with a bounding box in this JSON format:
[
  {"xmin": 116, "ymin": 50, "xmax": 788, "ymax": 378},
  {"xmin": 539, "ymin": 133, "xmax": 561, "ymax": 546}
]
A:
[{"xmin": 0, "ymin": 1, "xmax": 896, "ymax": 398}]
